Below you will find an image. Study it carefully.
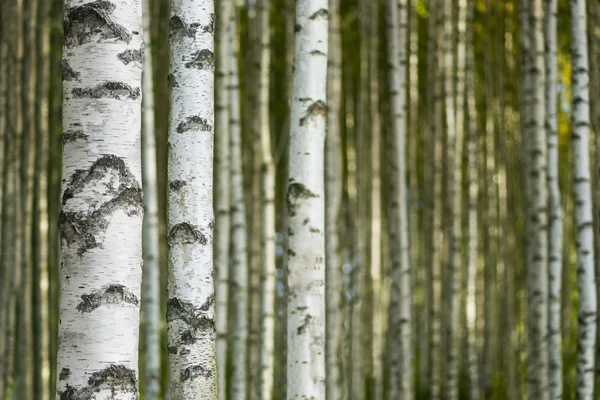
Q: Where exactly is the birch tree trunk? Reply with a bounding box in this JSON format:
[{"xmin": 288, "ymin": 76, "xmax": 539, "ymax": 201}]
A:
[
  {"xmin": 56, "ymin": 0, "xmax": 144, "ymax": 398},
  {"xmin": 229, "ymin": 5, "xmax": 249, "ymax": 398},
  {"xmin": 256, "ymin": 1, "xmax": 276, "ymax": 399},
  {"xmin": 286, "ymin": 0, "xmax": 328, "ymax": 398},
  {"xmin": 525, "ymin": 0, "xmax": 550, "ymax": 397},
  {"xmin": 326, "ymin": 0, "xmax": 343, "ymax": 397},
  {"xmin": 465, "ymin": 0, "xmax": 479, "ymax": 397},
  {"xmin": 141, "ymin": 0, "xmax": 161, "ymax": 397},
  {"xmin": 570, "ymin": 0, "xmax": 597, "ymax": 397},
  {"xmin": 215, "ymin": 0, "xmax": 232, "ymax": 397},
  {"xmin": 544, "ymin": 0, "xmax": 562, "ymax": 398},
  {"xmin": 387, "ymin": 0, "xmax": 412, "ymax": 397},
  {"xmin": 167, "ymin": 0, "xmax": 217, "ymax": 397}
]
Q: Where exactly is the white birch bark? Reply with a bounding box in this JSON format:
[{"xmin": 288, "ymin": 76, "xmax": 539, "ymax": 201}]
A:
[
  {"xmin": 544, "ymin": 0, "xmax": 562, "ymax": 398},
  {"xmin": 527, "ymin": 0, "xmax": 550, "ymax": 398},
  {"xmin": 214, "ymin": 0, "xmax": 232, "ymax": 398},
  {"xmin": 465, "ymin": 1, "xmax": 479, "ymax": 398},
  {"xmin": 141, "ymin": 0, "xmax": 161, "ymax": 398},
  {"xmin": 570, "ymin": 0, "xmax": 597, "ymax": 397},
  {"xmin": 56, "ymin": 0, "xmax": 144, "ymax": 398},
  {"xmin": 326, "ymin": 0, "xmax": 343, "ymax": 397},
  {"xmin": 229, "ymin": 6, "xmax": 249, "ymax": 398},
  {"xmin": 286, "ymin": 0, "xmax": 328, "ymax": 398},
  {"xmin": 257, "ymin": 1, "xmax": 276, "ymax": 399},
  {"xmin": 167, "ymin": 0, "xmax": 217, "ymax": 397},
  {"xmin": 387, "ymin": 0, "xmax": 412, "ymax": 397}
]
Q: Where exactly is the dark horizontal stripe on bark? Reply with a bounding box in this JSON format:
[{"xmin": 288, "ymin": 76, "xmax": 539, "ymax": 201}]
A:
[
  {"xmin": 72, "ymin": 81, "xmax": 140, "ymax": 100},
  {"xmin": 76, "ymin": 284, "xmax": 139, "ymax": 313},
  {"xmin": 63, "ymin": 0, "xmax": 132, "ymax": 47},
  {"xmin": 58, "ymin": 364, "xmax": 137, "ymax": 399}
]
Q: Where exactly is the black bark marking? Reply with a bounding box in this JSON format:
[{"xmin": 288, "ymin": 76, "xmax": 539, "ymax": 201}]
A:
[
  {"xmin": 72, "ymin": 81, "xmax": 140, "ymax": 100},
  {"xmin": 299, "ymin": 100, "xmax": 326, "ymax": 126},
  {"xmin": 58, "ymin": 364, "xmax": 137, "ymax": 399},
  {"xmin": 61, "ymin": 60, "xmax": 80, "ymax": 81},
  {"xmin": 176, "ymin": 116, "xmax": 212, "ymax": 133},
  {"xmin": 166, "ymin": 298, "xmax": 215, "ymax": 333},
  {"xmin": 169, "ymin": 180, "xmax": 187, "ymax": 191},
  {"xmin": 168, "ymin": 223, "xmax": 208, "ymax": 246},
  {"xmin": 180, "ymin": 329, "xmax": 197, "ymax": 344},
  {"xmin": 59, "ymin": 368, "xmax": 71, "ymax": 381},
  {"xmin": 76, "ymin": 284, "xmax": 139, "ymax": 313},
  {"xmin": 297, "ymin": 315, "xmax": 312, "ymax": 335},
  {"xmin": 180, "ymin": 348, "xmax": 191, "ymax": 355},
  {"xmin": 63, "ymin": 0, "xmax": 131, "ymax": 48},
  {"xmin": 180, "ymin": 364, "xmax": 212, "ymax": 382},
  {"xmin": 206, "ymin": 13, "xmax": 216, "ymax": 33},
  {"xmin": 59, "ymin": 155, "xmax": 142, "ymax": 255},
  {"xmin": 294, "ymin": 24, "xmax": 302, "ymax": 33},
  {"xmin": 309, "ymin": 50, "xmax": 326, "ymax": 56},
  {"xmin": 168, "ymin": 345, "xmax": 178, "ymax": 354},
  {"xmin": 117, "ymin": 48, "xmax": 143, "ymax": 65},
  {"xmin": 309, "ymin": 8, "xmax": 329, "ymax": 20},
  {"xmin": 286, "ymin": 182, "xmax": 319, "ymax": 216},
  {"xmin": 63, "ymin": 130, "xmax": 88, "ymax": 143},
  {"xmin": 168, "ymin": 73, "xmax": 179, "ymax": 88},
  {"xmin": 185, "ymin": 49, "xmax": 215, "ymax": 70},
  {"xmin": 199, "ymin": 293, "xmax": 214, "ymax": 311},
  {"xmin": 169, "ymin": 15, "xmax": 195, "ymax": 39}
]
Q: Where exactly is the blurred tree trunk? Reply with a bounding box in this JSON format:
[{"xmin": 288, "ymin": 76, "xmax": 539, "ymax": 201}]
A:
[
  {"xmin": 230, "ymin": 5, "xmax": 249, "ymax": 399},
  {"xmin": 141, "ymin": 0, "xmax": 161, "ymax": 397},
  {"xmin": 570, "ymin": 0, "xmax": 597, "ymax": 398},
  {"xmin": 326, "ymin": 0, "xmax": 343, "ymax": 397},
  {"xmin": 286, "ymin": 0, "xmax": 328, "ymax": 397},
  {"xmin": 215, "ymin": 0, "xmax": 232, "ymax": 398},
  {"xmin": 56, "ymin": 0, "xmax": 144, "ymax": 398}
]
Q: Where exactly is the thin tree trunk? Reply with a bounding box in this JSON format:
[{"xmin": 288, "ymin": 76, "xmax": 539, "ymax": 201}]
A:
[
  {"xmin": 387, "ymin": 0, "xmax": 412, "ymax": 397},
  {"xmin": 230, "ymin": 6, "xmax": 249, "ymax": 398},
  {"xmin": 326, "ymin": 0, "xmax": 343, "ymax": 397},
  {"xmin": 141, "ymin": 0, "xmax": 161, "ymax": 397},
  {"xmin": 0, "ymin": 0, "xmax": 7, "ymax": 392},
  {"xmin": 56, "ymin": 0, "xmax": 144, "ymax": 398},
  {"xmin": 166, "ymin": 0, "xmax": 217, "ymax": 397},
  {"xmin": 465, "ymin": 0, "xmax": 479, "ymax": 397},
  {"xmin": 570, "ymin": 0, "xmax": 597, "ymax": 398},
  {"xmin": 257, "ymin": 1, "xmax": 276, "ymax": 399},
  {"xmin": 543, "ymin": 0, "xmax": 562, "ymax": 398},
  {"xmin": 286, "ymin": 0, "xmax": 328, "ymax": 397},
  {"xmin": 215, "ymin": 0, "xmax": 231, "ymax": 398}
]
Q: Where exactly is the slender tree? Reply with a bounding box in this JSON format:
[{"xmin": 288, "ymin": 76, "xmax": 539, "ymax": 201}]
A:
[
  {"xmin": 56, "ymin": 0, "xmax": 144, "ymax": 398},
  {"xmin": 166, "ymin": 0, "xmax": 217, "ymax": 397},
  {"xmin": 215, "ymin": 0, "xmax": 232, "ymax": 397},
  {"xmin": 286, "ymin": 0, "xmax": 328, "ymax": 398},
  {"xmin": 570, "ymin": 0, "xmax": 597, "ymax": 398},
  {"xmin": 326, "ymin": 0, "xmax": 343, "ymax": 397}
]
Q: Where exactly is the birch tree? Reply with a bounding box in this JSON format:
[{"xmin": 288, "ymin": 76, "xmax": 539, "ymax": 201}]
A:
[
  {"xmin": 570, "ymin": 0, "xmax": 597, "ymax": 397},
  {"xmin": 326, "ymin": 0, "xmax": 343, "ymax": 397},
  {"xmin": 387, "ymin": 0, "xmax": 412, "ymax": 397},
  {"xmin": 544, "ymin": 0, "xmax": 562, "ymax": 398},
  {"xmin": 214, "ymin": 0, "xmax": 232, "ymax": 397},
  {"xmin": 56, "ymin": 0, "xmax": 144, "ymax": 398},
  {"xmin": 286, "ymin": 0, "xmax": 328, "ymax": 398},
  {"xmin": 166, "ymin": 0, "xmax": 217, "ymax": 397},
  {"xmin": 229, "ymin": 4, "xmax": 249, "ymax": 398}
]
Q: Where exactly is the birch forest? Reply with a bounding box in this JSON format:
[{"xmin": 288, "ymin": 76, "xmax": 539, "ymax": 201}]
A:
[{"xmin": 3, "ymin": 0, "xmax": 600, "ymax": 399}]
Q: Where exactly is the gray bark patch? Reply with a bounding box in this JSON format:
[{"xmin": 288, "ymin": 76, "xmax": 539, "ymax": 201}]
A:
[
  {"xmin": 180, "ymin": 329, "xmax": 197, "ymax": 344},
  {"xmin": 59, "ymin": 368, "xmax": 71, "ymax": 381},
  {"xmin": 176, "ymin": 116, "xmax": 212, "ymax": 133},
  {"xmin": 180, "ymin": 364, "xmax": 212, "ymax": 382},
  {"xmin": 59, "ymin": 155, "xmax": 142, "ymax": 255},
  {"xmin": 63, "ymin": 0, "xmax": 132, "ymax": 48},
  {"xmin": 185, "ymin": 49, "xmax": 215, "ymax": 71},
  {"xmin": 286, "ymin": 182, "xmax": 319, "ymax": 216},
  {"xmin": 58, "ymin": 364, "xmax": 137, "ymax": 399},
  {"xmin": 72, "ymin": 81, "xmax": 140, "ymax": 100},
  {"xmin": 61, "ymin": 60, "xmax": 80, "ymax": 81},
  {"xmin": 309, "ymin": 8, "xmax": 329, "ymax": 20},
  {"xmin": 166, "ymin": 298, "xmax": 215, "ymax": 333},
  {"xmin": 169, "ymin": 15, "xmax": 196, "ymax": 39},
  {"xmin": 168, "ymin": 73, "xmax": 179, "ymax": 88},
  {"xmin": 117, "ymin": 48, "xmax": 143, "ymax": 65},
  {"xmin": 296, "ymin": 315, "xmax": 312, "ymax": 335},
  {"xmin": 63, "ymin": 130, "xmax": 89, "ymax": 143},
  {"xmin": 168, "ymin": 223, "xmax": 208, "ymax": 246},
  {"xmin": 299, "ymin": 100, "xmax": 326, "ymax": 126},
  {"xmin": 199, "ymin": 294, "xmax": 214, "ymax": 311},
  {"xmin": 76, "ymin": 284, "xmax": 139, "ymax": 313}
]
